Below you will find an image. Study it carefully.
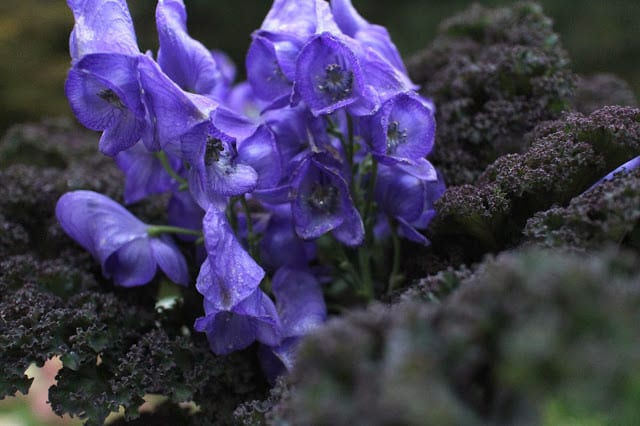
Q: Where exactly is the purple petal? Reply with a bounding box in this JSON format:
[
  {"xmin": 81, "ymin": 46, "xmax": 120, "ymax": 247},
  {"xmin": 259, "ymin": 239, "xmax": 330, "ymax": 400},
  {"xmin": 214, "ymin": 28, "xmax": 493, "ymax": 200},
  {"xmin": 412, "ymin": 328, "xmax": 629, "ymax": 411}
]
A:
[
  {"xmin": 56, "ymin": 190, "xmax": 147, "ymax": 261},
  {"xmin": 167, "ymin": 190, "xmax": 205, "ymax": 240},
  {"xmin": 194, "ymin": 290, "xmax": 281, "ymax": 355},
  {"xmin": 259, "ymin": 212, "xmax": 316, "ymax": 272},
  {"xmin": 294, "ymin": 33, "xmax": 364, "ymax": 116},
  {"xmin": 259, "ymin": 0, "xmax": 316, "ymax": 35},
  {"xmin": 195, "ymin": 208, "xmax": 264, "ymax": 309},
  {"xmin": 271, "ymin": 267, "xmax": 326, "ymax": 337},
  {"xmin": 246, "ymin": 33, "xmax": 295, "ymax": 103},
  {"xmin": 65, "ymin": 53, "xmax": 145, "ymax": 156},
  {"xmin": 375, "ymin": 164, "xmax": 426, "ymax": 222},
  {"xmin": 105, "ymin": 238, "xmax": 156, "ymax": 286},
  {"xmin": 586, "ymin": 155, "xmax": 640, "ymax": 192},
  {"xmin": 150, "ymin": 236, "xmax": 189, "ymax": 286},
  {"xmin": 67, "ymin": 0, "xmax": 139, "ymax": 62},
  {"xmin": 156, "ymin": 0, "xmax": 227, "ymax": 97},
  {"xmin": 331, "ymin": 0, "xmax": 407, "ymax": 74},
  {"xmin": 372, "ymin": 93, "xmax": 436, "ymax": 161},
  {"xmin": 138, "ymin": 55, "xmax": 212, "ymax": 152},
  {"xmin": 237, "ymin": 125, "xmax": 281, "ymax": 190},
  {"xmin": 115, "ymin": 144, "xmax": 181, "ymax": 204}
]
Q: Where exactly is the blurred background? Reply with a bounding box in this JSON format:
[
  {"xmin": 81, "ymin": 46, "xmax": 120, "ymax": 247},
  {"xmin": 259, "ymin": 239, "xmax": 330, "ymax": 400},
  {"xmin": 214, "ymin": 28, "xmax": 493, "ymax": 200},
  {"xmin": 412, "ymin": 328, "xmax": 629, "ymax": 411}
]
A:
[{"xmin": 0, "ymin": 0, "xmax": 638, "ymax": 134}]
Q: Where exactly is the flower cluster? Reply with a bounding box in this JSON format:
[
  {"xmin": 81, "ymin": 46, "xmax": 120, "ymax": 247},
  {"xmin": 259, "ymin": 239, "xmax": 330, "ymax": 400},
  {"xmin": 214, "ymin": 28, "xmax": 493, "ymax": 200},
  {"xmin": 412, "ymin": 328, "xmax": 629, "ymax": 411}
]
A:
[{"xmin": 57, "ymin": 0, "xmax": 444, "ymax": 377}]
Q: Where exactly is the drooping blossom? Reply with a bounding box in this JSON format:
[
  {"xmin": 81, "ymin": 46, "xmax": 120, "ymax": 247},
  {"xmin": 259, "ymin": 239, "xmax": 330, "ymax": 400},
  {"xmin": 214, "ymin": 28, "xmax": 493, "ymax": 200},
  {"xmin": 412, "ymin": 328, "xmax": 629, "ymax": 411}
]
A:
[{"xmin": 56, "ymin": 190, "xmax": 188, "ymax": 287}]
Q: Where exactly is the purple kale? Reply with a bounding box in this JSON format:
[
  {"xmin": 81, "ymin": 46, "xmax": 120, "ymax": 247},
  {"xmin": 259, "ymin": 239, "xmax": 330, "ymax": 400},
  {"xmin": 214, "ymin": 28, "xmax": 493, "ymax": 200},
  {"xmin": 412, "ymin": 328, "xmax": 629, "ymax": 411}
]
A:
[{"xmin": 55, "ymin": 190, "xmax": 188, "ymax": 287}]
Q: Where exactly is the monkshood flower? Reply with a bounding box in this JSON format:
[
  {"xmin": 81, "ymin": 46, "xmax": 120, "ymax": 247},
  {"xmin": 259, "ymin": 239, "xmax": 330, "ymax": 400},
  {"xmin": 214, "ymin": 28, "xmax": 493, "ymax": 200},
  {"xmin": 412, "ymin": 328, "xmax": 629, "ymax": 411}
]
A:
[
  {"xmin": 360, "ymin": 93, "xmax": 436, "ymax": 172},
  {"xmin": 156, "ymin": 0, "xmax": 231, "ymax": 99},
  {"xmin": 292, "ymin": 153, "xmax": 364, "ymax": 246},
  {"xmin": 259, "ymin": 207, "xmax": 317, "ymax": 272},
  {"xmin": 196, "ymin": 207, "xmax": 264, "ymax": 310},
  {"xmin": 56, "ymin": 190, "xmax": 189, "ymax": 287},
  {"xmin": 66, "ymin": 0, "xmax": 148, "ymax": 156},
  {"xmin": 259, "ymin": 267, "xmax": 326, "ymax": 379},
  {"xmin": 585, "ymin": 155, "xmax": 640, "ymax": 192},
  {"xmin": 194, "ymin": 289, "xmax": 281, "ymax": 355},
  {"xmin": 65, "ymin": 53, "xmax": 147, "ymax": 156},
  {"xmin": 246, "ymin": 0, "xmax": 340, "ymax": 106},
  {"xmin": 375, "ymin": 164, "xmax": 445, "ymax": 245}
]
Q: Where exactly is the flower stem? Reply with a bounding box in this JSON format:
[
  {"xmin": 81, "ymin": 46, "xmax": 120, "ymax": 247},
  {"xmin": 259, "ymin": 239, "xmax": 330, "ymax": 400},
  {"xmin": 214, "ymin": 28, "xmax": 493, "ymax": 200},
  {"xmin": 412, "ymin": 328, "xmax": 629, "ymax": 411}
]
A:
[{"xmin": 147, "ymin": 225, "xmax": 202, "ymax": 238}]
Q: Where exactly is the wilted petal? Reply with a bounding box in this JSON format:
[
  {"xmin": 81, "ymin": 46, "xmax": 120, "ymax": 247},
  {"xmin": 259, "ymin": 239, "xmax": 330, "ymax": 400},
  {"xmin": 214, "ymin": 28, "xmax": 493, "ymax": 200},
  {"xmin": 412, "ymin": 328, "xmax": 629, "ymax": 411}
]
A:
[
  {"xmin": 196, "ymin": 208, "xmax": 264, "ymax": 309},
  {"xmin": 67, "ymin": 0, "xmax": 139, "ymax": 62}
]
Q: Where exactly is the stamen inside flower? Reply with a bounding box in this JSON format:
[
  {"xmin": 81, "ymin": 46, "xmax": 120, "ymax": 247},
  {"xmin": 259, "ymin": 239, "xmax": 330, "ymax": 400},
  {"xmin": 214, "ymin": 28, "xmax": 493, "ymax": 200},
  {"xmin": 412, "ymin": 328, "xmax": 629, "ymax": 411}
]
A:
[
  {"xmin": 98, "ymin": 89, "xmax": 124, "ymax": 109},
  {"xmin": 205, "ymin": 138, "xmax": 225, "ymax": 165},
  {"xmin": 386, "ymin": 120, "xmax": 408, "ymax": 154},
  {"xmin": 317, "ymin": 63, "xmax": 353, "ymax": 102},
  {"xmin": 307, "ymin": 183, "xmax": 338, "ymax": 214}
]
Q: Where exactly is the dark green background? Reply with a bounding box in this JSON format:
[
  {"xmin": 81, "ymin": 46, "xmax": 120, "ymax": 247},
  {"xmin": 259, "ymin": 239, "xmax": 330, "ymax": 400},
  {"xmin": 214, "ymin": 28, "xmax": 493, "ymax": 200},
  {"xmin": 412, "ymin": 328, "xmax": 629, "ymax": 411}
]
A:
[{"xmin": 1, "ymin": 0, "xmax": 638, "ymax": 133}]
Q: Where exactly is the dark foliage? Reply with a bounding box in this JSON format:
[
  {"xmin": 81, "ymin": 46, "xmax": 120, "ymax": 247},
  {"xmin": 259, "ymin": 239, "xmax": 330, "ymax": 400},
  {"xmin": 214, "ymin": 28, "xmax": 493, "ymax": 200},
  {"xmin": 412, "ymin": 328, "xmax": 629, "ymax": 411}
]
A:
[
  {"xmin": 408, "ymin": 2, "xmax": 575, "ymax": 186},
  {"xmin": 0, "ymin": 122, "xmax": 267, "ymax": 425},
  {"xmin": 570, "ymin": 73, "xmax": 638, "ymax": 114},
  {"xmin": 264, "ymin": 249, "xmax": 640, "ymax": 425},
  {"xmin": 428, "ymin": 106, "xmax": 640, "ymax": 264},
  {"xmin": 524, "ymin": 167, "xmax": 640, "ymax": 250}
]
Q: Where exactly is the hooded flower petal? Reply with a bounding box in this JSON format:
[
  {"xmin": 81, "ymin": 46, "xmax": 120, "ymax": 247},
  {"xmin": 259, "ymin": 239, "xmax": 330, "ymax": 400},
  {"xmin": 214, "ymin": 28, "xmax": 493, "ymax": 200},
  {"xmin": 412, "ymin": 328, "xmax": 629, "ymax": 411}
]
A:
[
  {"xmin": 156, "ymin": 0, "xmax": 228, "ymax": 98},
  {"xmin": 65, "ymin": 53, "xmax": 146, "ymax": 156},
  {"xmin": 195, "ymin": 207, "xmax": 264, "ymax": 309},
  {"xmin": 56, "ymin": 190, "xmax": 188, "ymax": 286},
  {"xmin": 67, "ymin": 0, "xmax": 139, "ymax": 62}
]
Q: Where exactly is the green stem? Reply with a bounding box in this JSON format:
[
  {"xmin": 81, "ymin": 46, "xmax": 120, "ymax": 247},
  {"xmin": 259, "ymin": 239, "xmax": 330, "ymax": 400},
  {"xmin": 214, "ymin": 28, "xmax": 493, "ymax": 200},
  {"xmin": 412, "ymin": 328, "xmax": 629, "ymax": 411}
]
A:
[
  {"xmin": 156, "ymin": 151, "xmax": 189, "ymax": 189},
  {"xmin": 147, "ymin": 225, "xmax": 202, "ymax": 238}
]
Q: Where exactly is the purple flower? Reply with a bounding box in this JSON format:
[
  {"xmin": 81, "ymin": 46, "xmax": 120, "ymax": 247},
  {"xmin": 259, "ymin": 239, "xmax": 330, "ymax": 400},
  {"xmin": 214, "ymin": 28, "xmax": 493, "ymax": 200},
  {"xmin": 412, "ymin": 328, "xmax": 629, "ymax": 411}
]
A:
[
  {"xmin": 331, "ymin": 0, "xmax": 408, "ymax": 75},
  {"xmin": 67, "ymin": 0, "xmax": 139, "ymax": 63},
  {"xmin": 194, "ymin": 289, "xmax": 281, "ymax": 355},
  {"xmin": 292, "ymin": 153, "xmax": 364, "ymax": 246},
  {"xmin": 363, "ymin": 93, "xmax": 436, "ymax": 165},
  {"xmin": 65, "ymin": 53, "xmax": 147, "ymax": 156},
  {"xmin": 259, "ymin": 208, "xmax": 316, "ymax": 272},
  {"xmin": 156, "ymin": 0, "xmax": 230, "ymax": 99},
  {"xmin": 114, "ymin": 143, "xmax": 183, "ymax": 204},
  {"xmin": 374, "ymin": 164, "xmax": 445, "ymax": 245},
  {"xmin": 293, "ymin": 33, "xmax": 374, "ymax": 116},
  {"xmin": 195, "ymin": 207, "xmax": 264, "ymax": 309},
  {"xmin": 167, "ymin": 190, "xmax": 205, "ymax": 241},
  {"xmin": 259, "ymin": 267, "xmax": 326, "ymax": 378},
  {"xmin": 56, "ymin": 190, "xmax": 188, "ymax": 287}
]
